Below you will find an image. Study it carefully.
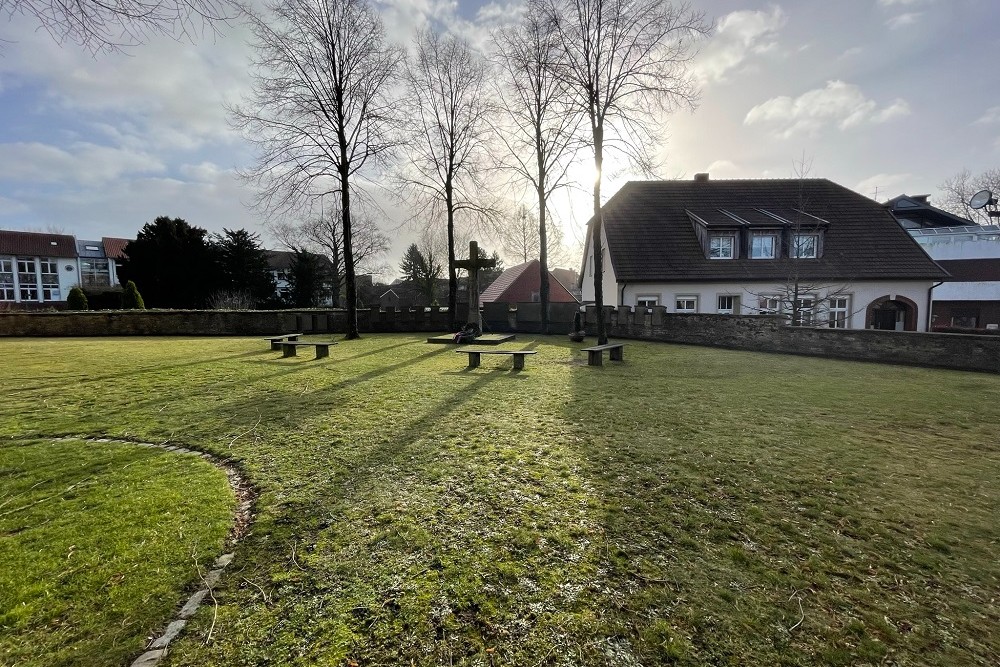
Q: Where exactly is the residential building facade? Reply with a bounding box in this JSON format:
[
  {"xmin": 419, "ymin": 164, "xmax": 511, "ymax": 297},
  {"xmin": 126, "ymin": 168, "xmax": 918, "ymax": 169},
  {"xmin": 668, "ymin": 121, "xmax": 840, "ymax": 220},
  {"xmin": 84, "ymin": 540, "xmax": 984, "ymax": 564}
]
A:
[{"xmin": 580, "ymin": 176, "xmax": 946, "ymax": 331}]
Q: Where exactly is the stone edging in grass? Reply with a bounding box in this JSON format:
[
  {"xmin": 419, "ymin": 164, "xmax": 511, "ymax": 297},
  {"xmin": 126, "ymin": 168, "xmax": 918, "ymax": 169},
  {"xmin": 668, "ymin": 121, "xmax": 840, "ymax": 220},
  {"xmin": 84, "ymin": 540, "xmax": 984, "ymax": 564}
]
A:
[{"xmin": 51, "ymin": 436, "xmax": 254, "ymax": 667}]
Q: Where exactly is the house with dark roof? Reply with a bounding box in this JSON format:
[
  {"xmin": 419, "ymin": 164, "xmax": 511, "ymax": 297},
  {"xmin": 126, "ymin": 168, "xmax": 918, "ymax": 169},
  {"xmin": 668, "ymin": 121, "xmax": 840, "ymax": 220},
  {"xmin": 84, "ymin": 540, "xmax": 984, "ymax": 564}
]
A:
[
  {"xmin": 480, "ymin": 260, "xmax": 579, "ymax": 305},
  {"xmin": 884, "ymin": 194, "xmax": 974, "ymax": 229},
  {"xmin": 0, "ymin": 230, "xmax": 81, "ymax": 306},
  {"xmin": 581, "ymin": 175, "xmax": 947, "ymax": 331}
]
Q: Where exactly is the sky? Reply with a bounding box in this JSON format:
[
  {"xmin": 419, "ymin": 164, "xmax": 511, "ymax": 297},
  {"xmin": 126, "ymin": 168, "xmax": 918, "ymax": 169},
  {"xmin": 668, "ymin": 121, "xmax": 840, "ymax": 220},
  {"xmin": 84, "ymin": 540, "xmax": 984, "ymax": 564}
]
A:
[{"xmin": 0, "ymin": 0, "xmax": 997, "ymax": 276}]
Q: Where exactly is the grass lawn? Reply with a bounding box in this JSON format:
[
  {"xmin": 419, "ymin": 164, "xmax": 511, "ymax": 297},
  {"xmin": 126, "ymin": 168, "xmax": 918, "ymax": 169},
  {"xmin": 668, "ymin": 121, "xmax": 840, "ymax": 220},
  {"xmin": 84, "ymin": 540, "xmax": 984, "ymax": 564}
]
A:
[
  {"xmin": 0, "ymin": 437, "xmax": 234, "ymax": 666},
  {"xmin": 0, "ymin": 334, "xmax": 998, "ymax": 666}
]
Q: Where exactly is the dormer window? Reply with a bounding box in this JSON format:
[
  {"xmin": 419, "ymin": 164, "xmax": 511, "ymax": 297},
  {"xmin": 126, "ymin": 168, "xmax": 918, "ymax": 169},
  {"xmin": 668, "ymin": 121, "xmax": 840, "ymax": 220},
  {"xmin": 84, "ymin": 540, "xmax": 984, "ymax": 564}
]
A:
[
  {"xmin": 750, "ymin": 231, "xmax": 778, "ymax": 259},
  {"xmin": 709, "ymin": 233, "xmax": 735, "ymax": 259},
  {"xmin": 791, "ymin": 233, "xmax": 819, "ymax": 258}
]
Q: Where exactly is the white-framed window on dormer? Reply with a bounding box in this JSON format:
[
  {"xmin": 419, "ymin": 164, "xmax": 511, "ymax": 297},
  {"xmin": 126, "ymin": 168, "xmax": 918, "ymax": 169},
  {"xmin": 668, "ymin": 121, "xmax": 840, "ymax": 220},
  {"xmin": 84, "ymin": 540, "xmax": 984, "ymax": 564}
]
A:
[
  {"xmin": 709, "ymin": 233, "xmax": 735, "ymax": 259},
  {"xmin": 791, "ymin": 233, "xmax": 819, "ymax": 258},
  {"xmin": 675, "ymin": 295, "xmax": 698, "ymax": 313},
  {"xmin": 750, "ymin": 231, "xmax": 778, "ymax": 259}
]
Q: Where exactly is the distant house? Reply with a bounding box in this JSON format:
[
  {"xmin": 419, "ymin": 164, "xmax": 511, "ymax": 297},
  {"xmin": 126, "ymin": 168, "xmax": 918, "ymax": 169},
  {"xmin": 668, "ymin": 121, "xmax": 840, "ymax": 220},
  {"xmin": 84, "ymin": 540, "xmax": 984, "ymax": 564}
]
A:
[
  {"xmin": 480, "ymin": 260, "xmax": 579, "ymax": 305},
  {"xmin": 0, "ymin": 230, "xmax": 80, "ymax": 307},
  {"xmin": 882, "ymin": 193, "xmax": 1000, "ymax": 330},
  {"xmin": 580, "ymin": 176, "xmax": 946, "ymax": 331},
  {"xmin": 884, "ymin": 194, "xmax": 974, "ymax": 229},
  {"xmin": 101, "ymin": 237, "xmax": 131, "ymax": 287},
  {"xmin": 266, "ymin": 250, "xmax": 336, "ymax": 306}
]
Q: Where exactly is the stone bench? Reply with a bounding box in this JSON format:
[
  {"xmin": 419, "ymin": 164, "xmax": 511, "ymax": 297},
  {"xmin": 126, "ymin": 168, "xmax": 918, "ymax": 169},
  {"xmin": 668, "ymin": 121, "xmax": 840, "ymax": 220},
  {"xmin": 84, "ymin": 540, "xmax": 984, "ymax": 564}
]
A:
[
  {"xmin": 264, "ymin": 333, "xmax": 303, "ymax": 350},
  {"xmin": 280, "ymin": 341, "xmax": 336, "ymax": 359},
  {"xmin": 457, "ymin": 348, "xmax": 537, "ymax": 371},
  {"xmin": 581, "ymin": 342, "xmax": 625, "ymax": 366}
]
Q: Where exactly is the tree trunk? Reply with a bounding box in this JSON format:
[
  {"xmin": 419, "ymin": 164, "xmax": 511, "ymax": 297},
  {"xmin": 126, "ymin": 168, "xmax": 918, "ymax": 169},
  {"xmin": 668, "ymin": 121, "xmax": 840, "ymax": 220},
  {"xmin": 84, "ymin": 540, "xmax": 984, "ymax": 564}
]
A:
[
  {"xmin": 340, "ymin": 168, "xmax": 359, "ymax": 340},
  {"xmin": 592, "ymin": 124, "xmax": 607, "ymax": 345},
  {"xmin": 537, "ymin": 135, "xmax": 550, "ymax": 335},
  {"xmin": 446, "ymin": 180, "xmax": 458, "ymax": 331}
]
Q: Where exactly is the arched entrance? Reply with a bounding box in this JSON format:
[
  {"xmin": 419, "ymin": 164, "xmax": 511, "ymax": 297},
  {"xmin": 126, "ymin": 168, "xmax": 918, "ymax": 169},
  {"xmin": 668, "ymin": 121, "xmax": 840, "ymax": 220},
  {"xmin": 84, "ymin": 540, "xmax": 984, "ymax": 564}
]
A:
[{"xmin": 866, "ymin": 295, "xmax": 918, "ymax": 331}]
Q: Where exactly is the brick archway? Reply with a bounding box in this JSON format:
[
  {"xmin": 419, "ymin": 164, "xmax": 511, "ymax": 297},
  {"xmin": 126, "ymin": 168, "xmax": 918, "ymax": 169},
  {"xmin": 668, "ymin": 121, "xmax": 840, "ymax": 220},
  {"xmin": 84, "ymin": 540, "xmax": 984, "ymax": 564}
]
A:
[{"xmin": 866, "ymin": 294, "xmax": 919, "ymax": 331}]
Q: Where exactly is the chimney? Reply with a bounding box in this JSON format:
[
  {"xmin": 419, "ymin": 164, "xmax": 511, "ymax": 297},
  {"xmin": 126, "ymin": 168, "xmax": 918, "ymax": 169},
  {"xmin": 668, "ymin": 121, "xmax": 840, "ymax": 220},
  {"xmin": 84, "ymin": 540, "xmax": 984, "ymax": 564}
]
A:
[{"xmin": 694, "ymin": 173, "xmax": 709, "ymax": 183}]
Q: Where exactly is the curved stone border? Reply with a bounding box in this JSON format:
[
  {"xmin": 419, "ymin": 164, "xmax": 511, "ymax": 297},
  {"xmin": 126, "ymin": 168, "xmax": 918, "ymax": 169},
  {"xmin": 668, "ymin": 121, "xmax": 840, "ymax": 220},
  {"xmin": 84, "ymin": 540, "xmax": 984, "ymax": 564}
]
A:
[{"xmin": 50, "ymin": 436, "xmax": 254, "ymax": 667}]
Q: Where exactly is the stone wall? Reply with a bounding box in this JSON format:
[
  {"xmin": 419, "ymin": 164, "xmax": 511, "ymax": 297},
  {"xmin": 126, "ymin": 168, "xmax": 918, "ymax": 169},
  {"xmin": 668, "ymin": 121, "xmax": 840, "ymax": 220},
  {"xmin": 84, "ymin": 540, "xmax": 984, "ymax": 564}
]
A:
[
  {"xmin": 3, "ymin": 303, "xmax": 999, "ymax": 373},
  {"xmin": 581, "ymin": 305, "xmax": 1000, "ymax": 374},
  {"xmin": 0, "ymin": 307, "xmax": 455, "ymax": 337}
]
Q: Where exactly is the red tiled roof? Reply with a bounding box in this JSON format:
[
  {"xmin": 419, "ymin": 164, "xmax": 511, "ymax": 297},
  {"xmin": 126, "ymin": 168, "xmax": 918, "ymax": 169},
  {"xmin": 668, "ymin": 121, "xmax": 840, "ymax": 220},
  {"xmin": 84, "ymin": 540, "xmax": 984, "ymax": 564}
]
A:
[
  {"xmin": 102, "ymin": 237, "xmax": 132, "ymax": 260},
  {"xmin": 481, "ymin": 259, "xmax": 580, "ymax": 303},
  {"xmin": 0, "ymin": 230, "xmax": 78, "ymax": 258},
  {"xmin": 481, "ymin": 260, "xmax": 533, "ymax": 302}
]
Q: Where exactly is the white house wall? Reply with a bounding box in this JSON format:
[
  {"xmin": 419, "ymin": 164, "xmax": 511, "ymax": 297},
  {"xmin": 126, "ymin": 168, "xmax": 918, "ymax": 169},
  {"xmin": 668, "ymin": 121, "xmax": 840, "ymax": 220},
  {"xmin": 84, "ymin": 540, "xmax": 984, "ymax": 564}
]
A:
[
  {"xmin": 1, "ymin": 255, "xmax": 79, "ymax": 304},
  {"xmin": 934, "ymin": 281, "xmax": 1000, "ymax": 301},
  {"xmin": 579, "ymin": 225, "xmax": 617, "ymax": 304},
  {"xmin": 618, "ymin": 280, "xmax": 934, "ymax": 331}
]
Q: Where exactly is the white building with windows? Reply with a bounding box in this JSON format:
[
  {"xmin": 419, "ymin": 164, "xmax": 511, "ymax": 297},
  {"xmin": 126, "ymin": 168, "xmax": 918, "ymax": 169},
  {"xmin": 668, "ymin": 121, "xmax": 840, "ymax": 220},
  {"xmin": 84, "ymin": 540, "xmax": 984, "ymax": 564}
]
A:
[
  {"xmin": 0, "ymin": 231, "xmax": 80, "ymax": 307},
  {"xmin": 580, "ymin": 176, "xmax": 946, "ymax": 331}
]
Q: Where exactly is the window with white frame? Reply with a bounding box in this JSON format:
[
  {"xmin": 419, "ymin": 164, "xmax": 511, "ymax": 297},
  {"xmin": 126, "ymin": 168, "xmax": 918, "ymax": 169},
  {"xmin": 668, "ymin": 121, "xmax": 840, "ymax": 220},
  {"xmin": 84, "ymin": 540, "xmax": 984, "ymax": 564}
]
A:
[
  {"xmin": 750, "ymin": 231, "xmax": 778, "ymax": 259},
  {"xmin": 675, "ymin": 295, "xmax": 698, "ymax": 313},
  {"xmin": 758, "ymin": 295, "xmax": 782, "ymax": 315},
  {"xmin": 40, "ymin": 260, "xmax": 60, "ymax": 300},
  {"xmin": 791, "ymin": 233, "xmax": 819, "ymax": 258},
  {"xmin": 17, "ymin": 258, "xmax": 38, "ymax": 301},
  {"xmin": 636, "ymin": 295, "xmax": 659, "ymax": 308},
  {"xmin": 80, "ymin": 258, "xmax": 111, "ymax": 288},
  {"xmin": 717, "ymin": 295, "xmax": 740, "ymax": 315},
  {"xmin": 828, "ymin": 296, "xmax": 850, "ymax": 328},
  {"xmin": 709, "ymin": 233, "xmax": 735, "ymax": 259},
  {"xmin": 793, "ymin": 296, "xmax": 816, "ymax": 325},
  {"xmin": 0, "ymin": 259, "xmax": 14, "ymax": 301}
]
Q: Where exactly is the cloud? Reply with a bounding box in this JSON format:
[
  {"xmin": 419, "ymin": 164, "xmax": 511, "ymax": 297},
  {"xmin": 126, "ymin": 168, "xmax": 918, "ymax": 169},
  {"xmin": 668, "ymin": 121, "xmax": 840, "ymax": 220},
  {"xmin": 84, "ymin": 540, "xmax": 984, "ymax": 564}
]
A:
[
  {"xmin": 838, "ymin": 46, "xmax": 864, "ymax": 60},
  {"xmin": 975, "ymin": 106, "xmax": 1000, "ymax": 125},
  {"xmin": 704, "ymin": 160, "xmax": 741, "ymax": 177},
  {"xmin": 855, "ymin": 173, "xmax": 913, "ymax": 200},
  {"xmin": 744, "ymin": 80, "xmax": 911, "ymax": 138},
  {"xmin": 0, "ymin": 142, "xmax": 164, "ymax": 186},
  {"xmin": 877, "ymin": 0, "xmax": 926, "ymax": 5},
  {"xmin": 695, "ymin": 5, "xmax": 787, "ymax": 84},
  {"xmin": 886, "ymin": 12, "xmax": 922, "ymax": 29},
  {"xmin": 0, "ymin": 14, "xmax": 252, "ymax": 151}
]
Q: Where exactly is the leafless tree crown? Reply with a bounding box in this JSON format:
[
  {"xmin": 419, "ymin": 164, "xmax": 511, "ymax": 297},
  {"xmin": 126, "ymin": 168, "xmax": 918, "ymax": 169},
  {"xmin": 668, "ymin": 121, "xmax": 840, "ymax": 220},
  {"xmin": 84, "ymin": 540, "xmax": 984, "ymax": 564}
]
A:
[
  {"xmin": 4, "ymin": 0, "xmax": 236, "ymax": 53},
  {"xmin": 937, "ymin": 168, "xmax": 1000, "ymax": 225},
  {"xmin": 542, "ymin": 0, "xmax": 710, "ymax": 171},
  {"xmin": 232, "ymin": 0, "xmax": 403, "ymax": 217}
]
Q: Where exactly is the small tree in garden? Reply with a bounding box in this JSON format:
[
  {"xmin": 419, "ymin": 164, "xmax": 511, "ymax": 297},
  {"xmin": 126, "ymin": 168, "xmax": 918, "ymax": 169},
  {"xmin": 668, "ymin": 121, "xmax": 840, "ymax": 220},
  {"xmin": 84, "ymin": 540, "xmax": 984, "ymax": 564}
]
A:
[
  {"xmin": 122, "ymin": 281, "xmax": 146, "ymax": 310},
  {"xmin": 67, "ymin": 287, "xmax": 89, "ymax": 310}
]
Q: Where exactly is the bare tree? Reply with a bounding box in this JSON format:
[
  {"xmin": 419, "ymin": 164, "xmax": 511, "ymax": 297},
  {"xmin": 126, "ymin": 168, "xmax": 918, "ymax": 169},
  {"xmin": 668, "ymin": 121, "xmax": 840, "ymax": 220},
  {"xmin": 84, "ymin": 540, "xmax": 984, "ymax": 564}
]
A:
[
  {"xmin": 272, "ymin": 203, "xmax": 390, "ymax": 308},
  {"xmin": 231, "ymin": 0, "xmax": 403, "ymax": 338},
  {"xmin": 399, "ymin": 27, "xmax": 496, "ymax": 330},
  {"xmin": 938, "ymin": 168, "xmax": 1000, "ymax": 225},
  {"xmin": 492, "ymin": 3, "xmax": 581, "ymax": 333},
  {"xmin": 498, "ymin": 203, "xmax": 571, "ymax": 268},
  {"xmin": 5, "ymin": 0, "xmax": 235, "ymax": 53},
  {"xmin": 542, "ymin": 0, "xmax": 709, "ymax": 343}
]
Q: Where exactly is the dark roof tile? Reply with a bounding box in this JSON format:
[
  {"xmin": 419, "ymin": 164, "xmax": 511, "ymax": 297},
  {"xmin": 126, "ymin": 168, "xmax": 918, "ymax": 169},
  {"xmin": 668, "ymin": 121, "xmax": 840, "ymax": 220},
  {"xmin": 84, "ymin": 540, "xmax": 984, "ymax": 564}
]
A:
[{"xmin": 596, "ymin": 179, "xmax": 947, "ymax": 282}]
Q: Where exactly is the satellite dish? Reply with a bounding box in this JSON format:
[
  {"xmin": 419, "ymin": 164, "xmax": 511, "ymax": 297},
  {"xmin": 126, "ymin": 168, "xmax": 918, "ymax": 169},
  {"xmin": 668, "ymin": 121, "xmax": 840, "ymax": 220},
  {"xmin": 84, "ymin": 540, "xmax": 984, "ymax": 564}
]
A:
[{"xmin": 970, "ymin": 189, "xmax": 994, "ymax": 210}]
